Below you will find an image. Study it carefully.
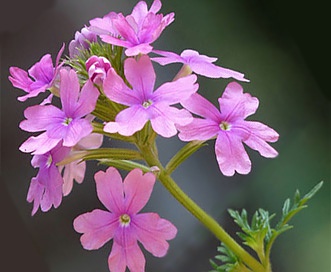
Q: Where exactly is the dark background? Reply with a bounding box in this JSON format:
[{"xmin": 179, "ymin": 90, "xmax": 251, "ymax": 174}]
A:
[{"xmin": 1, "ymin": 1, "xmax": 329, "ymax": 271}]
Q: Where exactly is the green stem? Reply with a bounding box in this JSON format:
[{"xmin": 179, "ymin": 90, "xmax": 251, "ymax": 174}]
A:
[{"xmin": 138, "ymin": 144, "xmax": 266, "ymax": 272}]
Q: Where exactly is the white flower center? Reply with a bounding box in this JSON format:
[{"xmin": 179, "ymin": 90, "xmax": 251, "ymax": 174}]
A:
[
  {"xmin": 63, "ymin": 117, "xmax": 73, "ymax": 126},
  {"xmin": 119, "ymin": 214, "xmax": 131, "ymax": 227},
  {"xmin": 219, "ymin": 121, "xmax": 231, "ymax": 131},
  {"xmin": 46, "ymin": 154, "xmax": 53, "ymax": 168},
  {"xmin": 142, "ymin": 99, "xmax": 153, "ymax": 108}
]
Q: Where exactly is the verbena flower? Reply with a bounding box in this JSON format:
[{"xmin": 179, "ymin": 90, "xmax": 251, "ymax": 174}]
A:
[
  {"xmin": 8, "ymin": 44, "xmax": 64, "ymax": 102},
  {"xmin": 28, "ymin": 142, "xmax": 70, "ymax": 215},
  {"xmin": 152, "ymin": 49, "xmax": 249, "ymax": 81},
  {"xmin": 103, "ymin": 55, "xmax": 198, "ymax": 137},
  {"xmin": 69, "ymin": 26, "xmax": 98, "ymax": 58},
  {"xmin": 74, "ymin": 167, "xmax": 177, "ymax": 272},
  {"xmin": 89, "ymin": 0, "xmax": 174, "ymax": 56},
  {"xmin": 19, "ymin": 68, "xmax": 99, "ymax": 155},
  {"xmin": 85, "ymin": 55, "xmax": 112, "ymax": 85},
  {"xmin": 178, "ymin": 82, "xmax": 279, "ymax": 176}
]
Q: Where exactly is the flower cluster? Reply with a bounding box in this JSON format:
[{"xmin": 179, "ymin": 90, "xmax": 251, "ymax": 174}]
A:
[{"xmin": 8, "ymin": 0, "xmax": 279, "ymax": 271}]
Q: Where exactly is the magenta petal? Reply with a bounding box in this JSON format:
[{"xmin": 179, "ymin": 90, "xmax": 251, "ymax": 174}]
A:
[
  {"xmin": 123, "ymin": 169, "xmax": 155, "ymax": 214},
  {"xmin": 8, "ymin": 67, "xmax": 33, "ymax": 92},
  {"xmin": 28, "ymin": 54, "xmax": 54, "ymax": 83},
  {"xmin": 153, "ymin": 74, "xmax": 198, "ymax": 104},
  {"xmin": 151, "ymin": 50, "xmax": 183, "ymax": 65},
  {"xmin": 95, "ymin": 168, "xmax": 124, "ymax": 214},
  {"xmin": 242, "ymin": 121, "xmax": 279, "ymax": 158},
  {"xmin": 150, "ymin": 0, "xmax": 162, "ymax": 13},
  {"xmin": 108, "ymin": 241, "xmax": 145, "ymax": 272},
  {"xmin": 19, "ymin": 104, "xmax": 64, "ymax": 132},
  {"xmin": 107, "ymin": 242, "xmax": 127, "ymax": 272},
  {"xmin": 215, "ymin": 132, "xmax": 251, "ymax": 176},
  {"xmin": 150, "ymin": 115, "xmax": 178, "ymax": 138},
  {"xmin": 113, "ymin": 15, "xmax": 139, "ymax": 44},
  {"xmin": 124, "ymin": 56, "xmax": 155, "ymax": 98},
  {"xmin": 73, "ymin": 209, "xmax": 118, "ymax": 250},
  {"xmin": 125, "ymin": 43, "xmax": 153, "ymax": 56},
  {"xmin": 113, "ymin": 106, "xmax": 149, "ymax": 136},
  {"xmin": 59, "ymin": 69, "xmax": 80, "ymax": 116},
  {"xmin": 134, "ymin": 213, "xmax": 177, "ymax": 257},
  {"xmin": 62, "ymin": 161, "xmax": 86, "ymax": 196},
  {"xmin": 219, "ymin": 82, "xmax": 259, "ymax": 121},
  {"xmin": 73, "ymin": 79, "xmax": 99, "ymax": 118},
  {"xmin": 77, "ymin": 133, "xmax": 103, "ymax": 149},
  {"xmin": 150, "ymin": 106, "xmax": 192, "ymax": 138},
  {"xmin": 177, "ymin": 118, "xmax": 219, "ymax": 141},
  {"xmin": 103, "ymin": 69, "xmax": 141, "ymax": 106},
  {"xmin": 63, "ymin": 118, "xmax": 93, "ymax": 147},
  {"xmin": 181, "ymin": 93, "xmax": 221, "ymax": 121},
  {"xmin": 19, "ymin": 133, "xmax": 60, "ymax": 155}
]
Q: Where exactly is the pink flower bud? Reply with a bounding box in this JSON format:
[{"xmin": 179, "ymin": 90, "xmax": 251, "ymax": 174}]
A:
[{"xmin": 85, "ymin": 56, "xmax": 112, "ymax": 85}]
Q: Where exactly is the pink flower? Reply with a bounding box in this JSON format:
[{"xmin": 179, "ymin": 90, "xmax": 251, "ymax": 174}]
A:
[
  {"xmin": 28, "ymin": 142, "xmax": 70, "ymax": 215},
  {"xmin": 178, "ymin": 82, "xmax": 279, "ymax": 176},
  {"xmin": 60, "ymin": 131, "xmax": 104, "ymax": 196},
  {"xmin": 73, "ymin": 167, "xmax": 177, "ymax": 272},
  {"xmin": 85, "ymin": 56, "xmax": 112, "ymax": 85},
  {"xmin": 152, "ymin": 49, "xmax": 249, "ymax": 81},
  {"xmin": 19, "ymin": 68, "xmax": 99, "ymax": 155},
  {"xmin": 103, "ymin": 55, "xmax": 198, "ymax": 138},
  {"xmin": 89, "ymin": 0, "xmax": 174, "ymax": 56},
  {"xmin": 69, "ymin": 26, "xmax": 98, "ymax": 58},
  {"xmin": 8, "ymin": 44, "xmax": 64, "ymax": 102}
]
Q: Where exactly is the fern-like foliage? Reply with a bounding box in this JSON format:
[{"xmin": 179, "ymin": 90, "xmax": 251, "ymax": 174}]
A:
[{"xmin": 210, "ymin": 181, "xmax": 323, "ymax": 271}]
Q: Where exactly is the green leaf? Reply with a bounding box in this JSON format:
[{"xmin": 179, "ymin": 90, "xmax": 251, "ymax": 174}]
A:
[
  {"xmin": 57, "ymin": 148, "xmax": 142, "ymax": 166},
  {"xmin": 98, "ymin": 159, "xmax": 152, "ymax": 173},
  {"xmin": 165, "ymin": 140, "xmax": 206, "ymax": 174}
]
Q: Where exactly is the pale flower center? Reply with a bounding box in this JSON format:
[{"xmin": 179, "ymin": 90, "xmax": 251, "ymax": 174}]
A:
[
  {"xmin": 119, "ymin": 214, "xmax": 131, "ymax": 227},
  {"xmin": 63, "ymin": 117, "xmax": 73, "ymax": 126},
  {"xmin": 46, "ymin": 154, "xmax": 53, "ymax": 168},
  {"xmin": 142, "ymin": 99, "xmax": 153, "ymax": 108},
  {"xmin": 219, "ymin": 121, "xmax": 231, "ymax": 131}
]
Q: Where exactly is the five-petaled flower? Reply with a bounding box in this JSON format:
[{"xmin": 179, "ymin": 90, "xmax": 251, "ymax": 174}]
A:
[
  {"xmin": 8, "ymin": 44, "xmax": 64, "ymax": 102},
  {"xmin": 89, "ymin": 0, "xmax": 174, "ymax": 56},
  {"xmin": 74, "ymin": 167, "xmax": 177, "ymax": 272},
  {"xmin": 152, "ymin": 49, "xmax": 249, "ymax": 81},
  {"xmin": 103, "ymin": 55, "xmax": 198, "ymax": 137},
  {"xmin": 178, "ymin": 82, "xmax": 279, "ymax": 176},
  {"xmin": 27, "ymin": 142, "xmax": 70, "ymax": 215},
  {"xmin": 19, "ymin": 68, "xmax": 99, "ymax": 155}
]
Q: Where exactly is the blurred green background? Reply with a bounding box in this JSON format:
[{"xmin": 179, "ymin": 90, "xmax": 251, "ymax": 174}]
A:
[{"xmin": 1, "ymin": 0, "xmax": 329, "ymax": 271}]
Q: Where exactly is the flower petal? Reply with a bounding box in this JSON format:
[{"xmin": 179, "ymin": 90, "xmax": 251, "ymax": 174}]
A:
[
  {"xmin": 19, "ymin": 104, "xmax": 64, "ymax": 132},
  {"xmin": 62, "ymin": 161, "xmax": 86, "ymax": 196},
  {"xmin": 19, "ymin": 132, "xmax": 60, "ymax": 155},
  {"xmin": 219, "ymin": 82, "xmax": 259, "ymax": 121},
  {"xmin": 73, "ymin": 79, "xmax": 99, "ymax": 118},
  {"xmin": 63, "ymin": 118, "xmax": 93, "ymax": 147},
  {"xmin": 95, "ymin": 167, "xmax": 124, "ymax": 214},
  {"xmin": 153, "ymin": 74, "xmax": 198, "ymax": 104},
  {"xmin": 73, "ymin": 209, "xmax": 118, "ymax": 250},
  {"xmin": 105, "ymin": 106, "xmax": 149, "ymax": 136},
  {"xmin": 134, "ymin": 212, "xmax": 177, "ymax": 257},
  {"xmin": 242, "ymin": 121, "xmax": 279, "ymax": 158},
  {"xmin": 215, "ymin": 132, "xmax": 251, "ymax": 176},
  {"xmin": 124, "ymin": 55, "xmax": 155, "ymax": 99},
  {"xmin": 181, "ymin": 93, "xmax": 221, "ymax": 121},
  {"xmin": 177, "ymin": 118, "xmax": 219, "ymax": 141},
  {"xmin": 59, "ymin": 68, "xmax": 80, "ymax": 116},
  {"xmin": 123, "ymin": 169, "xmax": 155, "ymax": 214},
  {"xmin": 103, "ymin": 68, "xmax": 141, "ymax": 106},
  {"xmin": 108, "ymin": 241, "xmax": 145, "ymax": 272}
]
